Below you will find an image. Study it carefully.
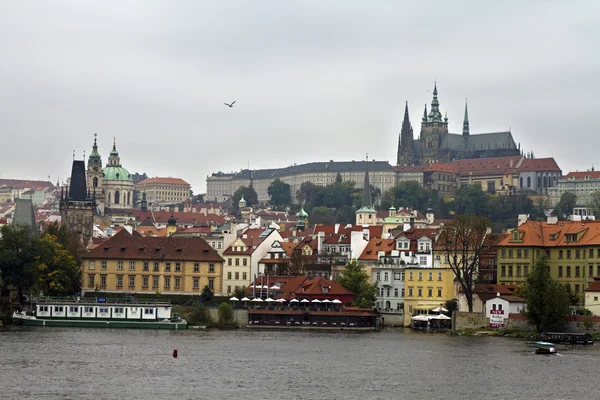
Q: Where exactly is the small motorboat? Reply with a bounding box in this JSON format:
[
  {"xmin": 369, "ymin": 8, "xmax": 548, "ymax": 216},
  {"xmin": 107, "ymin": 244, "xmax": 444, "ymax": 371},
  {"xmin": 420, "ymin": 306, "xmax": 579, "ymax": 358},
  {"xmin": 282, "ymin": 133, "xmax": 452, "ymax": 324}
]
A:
[{"xmin": 535, "ymin": 341, "xmax": 557, "ymax": 355}]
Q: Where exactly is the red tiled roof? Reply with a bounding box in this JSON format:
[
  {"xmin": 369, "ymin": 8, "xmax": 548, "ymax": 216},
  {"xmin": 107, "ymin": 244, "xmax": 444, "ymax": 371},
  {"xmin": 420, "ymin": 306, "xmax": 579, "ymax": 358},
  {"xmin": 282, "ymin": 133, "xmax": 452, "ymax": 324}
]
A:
[
  {"xmin": 359, "ymin": 239, "xmax": 396, "ymax": 260},
  {"xmin": 585, "ymin": 277, "xmax": 600, "ymax": 292},
  {"xmin": 136, "ymin": 177, "xmax": 190, "ymax": 186},
  {"xmin": 0, "ymin": 179, "xmax": 55, "ymax": 190},
  {"xmin": 424, "ymin": 162, "xmax": 457, "ymax": 173},
  {"xmin": 518, "ymin": 157, "xmax": 561, "ymax": 172},
  {"xmin": 83, "ymin": 229, "xmax": 223, "ymax": 262},
  {"xmin": 499, "ymin": 220, "xmax": 600, "ymax": 247},
  {"xmin": 564, "ymin": 171, "xmax": 600, "ymax": 180},
  {"xmin": 452, "ymin": 156, "xmax": 522, "ymax": 175},
  {"xmin": 495, "ymin": 295, "xmax": 526, "ymax": 303},
  {"xmin": 395, "ymin": 165, "xmax": 425, "ymax": 173}
]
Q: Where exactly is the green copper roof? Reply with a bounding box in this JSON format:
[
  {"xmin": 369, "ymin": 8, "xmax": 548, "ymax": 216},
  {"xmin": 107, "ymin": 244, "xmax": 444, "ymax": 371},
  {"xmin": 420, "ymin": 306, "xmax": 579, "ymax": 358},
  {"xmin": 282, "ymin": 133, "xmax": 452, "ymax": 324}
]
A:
[
  {"xmin": 427, "ymin": 82, "xmax": 444, "ymax": 122},
  {"xmin": 463, "ymin": 101, "xmax": 470, "ymax": 136},
  {"xmin": 356, "ymin": 206, "xmax": 376, "ymax": 214},
  {"xmin": 102, "ymin": 166, "xmax": 132, "ymax": 181},
  {"xmin": 297, "ymin": 207, "xmax": 308, "ymax": 218}
]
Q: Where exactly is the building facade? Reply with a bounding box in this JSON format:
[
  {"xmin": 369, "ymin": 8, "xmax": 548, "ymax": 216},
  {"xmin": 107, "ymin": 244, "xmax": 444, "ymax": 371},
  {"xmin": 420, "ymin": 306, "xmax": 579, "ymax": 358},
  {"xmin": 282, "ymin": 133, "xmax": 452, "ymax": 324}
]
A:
[
  {"xmin": 135, "ymin": 177, "xmax": 191, "ymax": 206},
  {"xmin": 548, "ymin": 170, "xmax": 600, "ymax": 208},
  {"xmin": 206, "ymin": 160, "xmax": 397, "ymax": 204},
  {"xmin": 397, "ymin": 83, "xmax": 520, "ymax": 166},
  {"xmin": 497, "ymin": 219, "xmax": 600, "ymax": 304},
  {"xmin": 81, "ymin": 230, "xmax": 224, "ymax": 295}
]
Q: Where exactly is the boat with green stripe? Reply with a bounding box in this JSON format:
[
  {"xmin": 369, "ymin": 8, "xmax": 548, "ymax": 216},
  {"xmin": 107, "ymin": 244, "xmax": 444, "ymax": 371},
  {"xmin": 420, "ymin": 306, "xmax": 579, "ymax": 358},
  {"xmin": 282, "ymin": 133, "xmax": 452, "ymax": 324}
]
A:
[{"xmin": 12, "ymin": 296, "xmax": 187, "ymax": 330}]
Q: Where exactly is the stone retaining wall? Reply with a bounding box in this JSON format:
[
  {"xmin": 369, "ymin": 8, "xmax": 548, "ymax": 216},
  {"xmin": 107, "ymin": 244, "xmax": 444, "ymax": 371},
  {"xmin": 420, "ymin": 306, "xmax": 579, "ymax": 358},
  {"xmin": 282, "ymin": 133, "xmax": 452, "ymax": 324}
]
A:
[
  {"xmin": 455, "ymin": 311, "xmax": 600, "ymax": 333},
  {"xmin": 208, "ymin": 308, "xmax": 248, "ymax": 326}
]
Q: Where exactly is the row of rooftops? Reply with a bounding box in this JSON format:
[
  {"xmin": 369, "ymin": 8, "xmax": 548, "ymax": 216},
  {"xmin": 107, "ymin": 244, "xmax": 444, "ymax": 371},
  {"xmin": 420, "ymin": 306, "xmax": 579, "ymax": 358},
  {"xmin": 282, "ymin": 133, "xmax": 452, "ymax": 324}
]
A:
[
  {"xmin": 396, "ymin": 155, "xmax": 562, "ymax": 176},
  {"xmin": 500, "ymin": 219, "xmax": 600, "ymax": 248}
]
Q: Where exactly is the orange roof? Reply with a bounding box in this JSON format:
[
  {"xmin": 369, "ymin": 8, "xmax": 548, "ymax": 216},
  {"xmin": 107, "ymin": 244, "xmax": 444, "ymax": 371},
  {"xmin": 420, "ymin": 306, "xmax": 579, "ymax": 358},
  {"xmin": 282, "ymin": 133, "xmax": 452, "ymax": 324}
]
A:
[
  {"xmin": 518, "ymin": 157, "xmax": 561, "ymax": 172},
  {"xmin": 564, "ymin": 171, "xmax": 600, "ymax": 180},
  {"xmin": 359, "ymin": 239, "xmax": 396, "ymax": 260},
  {"xmin": 585, "ymin": 277, "xmax": 600, "ymax": 292},
  {"xmin": 135, "ymin": 226, "xmax": 169, "ymax": 237},
  {"xmin": 297, "ymin": 277, "xmax": 354, "ymax": 296},
  {"xmin": 280, "ymin": 242, "xmax": 297, "ymax": 256},
  {"xmin": 452, "ymin": 155, "xmax": 522, "ymax": 175},
  {"xmin": 136, "ymin": 177, "xmax": 190, "ymax": 186},
  {"xmin": 424, "ymin": 162, "xmax": 457, "ymax": 173},
  {"xmin": 499, "ymin": 220, "xmax": 600, "ymax": 247}
]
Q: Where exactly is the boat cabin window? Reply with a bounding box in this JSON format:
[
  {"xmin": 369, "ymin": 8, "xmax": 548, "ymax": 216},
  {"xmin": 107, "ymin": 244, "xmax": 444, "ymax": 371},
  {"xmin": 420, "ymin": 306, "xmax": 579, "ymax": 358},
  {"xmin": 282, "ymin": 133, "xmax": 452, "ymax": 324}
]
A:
[
  {"xmin": 99, "ymin": 308, "xmax": 109, "ymax": 313},
  {"xmin": 54, "ymin": 306, "xmax": 64, "ymax": 312},
  {"xmin": 114, "ymin": 308, "xmax": 124, "ymax": 314},
  {"xmin": 39, "ymin": 306, "xmax": 49, "ymax": 312},
  {"xmin": 69, "ymin": 307, "xmax": 78, "ymax": 312},
  {"xmin": 84, "ymin": 307, "xmax": 94, "ymax": 313},
  {"xmin": 144, "ymin": 308, "xmax": 154, "ymax": 315}
]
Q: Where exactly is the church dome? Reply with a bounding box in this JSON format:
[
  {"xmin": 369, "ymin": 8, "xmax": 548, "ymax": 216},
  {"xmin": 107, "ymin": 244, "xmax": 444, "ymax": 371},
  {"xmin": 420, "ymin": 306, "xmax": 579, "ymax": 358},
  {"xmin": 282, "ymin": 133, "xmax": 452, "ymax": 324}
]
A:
[{"xmin": 103, "ymin": 166, "xmax": 132, "ymax": 182}]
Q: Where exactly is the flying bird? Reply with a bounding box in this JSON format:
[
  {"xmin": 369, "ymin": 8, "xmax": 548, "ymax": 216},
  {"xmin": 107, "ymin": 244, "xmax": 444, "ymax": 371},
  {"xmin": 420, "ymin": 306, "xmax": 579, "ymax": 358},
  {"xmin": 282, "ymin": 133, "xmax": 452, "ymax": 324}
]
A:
[{"xmin": 224, "ymin": 100, "xmax": 236, "ymax": 108}]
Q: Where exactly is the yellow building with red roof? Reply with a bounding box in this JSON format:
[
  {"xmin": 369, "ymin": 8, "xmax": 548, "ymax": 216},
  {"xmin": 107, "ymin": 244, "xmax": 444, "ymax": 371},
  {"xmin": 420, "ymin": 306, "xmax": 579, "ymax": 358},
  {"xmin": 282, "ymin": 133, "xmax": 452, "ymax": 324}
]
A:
[{"xmin": 498, "ymin": 219, "xmax": 600, "ymax": 304}]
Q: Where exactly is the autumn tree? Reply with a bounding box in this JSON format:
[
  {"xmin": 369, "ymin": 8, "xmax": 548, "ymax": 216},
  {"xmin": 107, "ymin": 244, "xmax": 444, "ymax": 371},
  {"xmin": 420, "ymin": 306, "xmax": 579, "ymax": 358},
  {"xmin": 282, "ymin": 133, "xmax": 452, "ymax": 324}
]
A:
[{"xmin": 437, "ymin": 215, "xmax": 492, "ymax": 312}]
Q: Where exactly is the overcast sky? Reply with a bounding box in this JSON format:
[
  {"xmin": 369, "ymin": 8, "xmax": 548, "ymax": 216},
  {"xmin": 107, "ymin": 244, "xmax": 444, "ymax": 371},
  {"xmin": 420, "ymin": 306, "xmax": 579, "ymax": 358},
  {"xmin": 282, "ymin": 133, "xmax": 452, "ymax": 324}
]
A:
[{"xmin": 1, "ymin": 1, "xmax": 599, "ymax": 193}]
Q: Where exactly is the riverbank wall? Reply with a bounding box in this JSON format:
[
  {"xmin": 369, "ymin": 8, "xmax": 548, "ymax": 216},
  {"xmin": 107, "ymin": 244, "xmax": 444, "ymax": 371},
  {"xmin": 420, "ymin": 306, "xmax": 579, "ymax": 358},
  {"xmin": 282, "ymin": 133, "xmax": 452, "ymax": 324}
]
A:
[
  {"xmin": 207, "ymin": 308, "xmax": 248, "ymax": 326},
  {"xmin": 454, "ymin": 311, "xmax": 600, "ymax": 333}
]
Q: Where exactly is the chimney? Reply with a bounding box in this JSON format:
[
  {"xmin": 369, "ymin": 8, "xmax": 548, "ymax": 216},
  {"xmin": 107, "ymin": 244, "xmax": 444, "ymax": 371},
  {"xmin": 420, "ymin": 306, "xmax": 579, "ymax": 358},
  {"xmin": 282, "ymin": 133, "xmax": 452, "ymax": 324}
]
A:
[
  {"xmin": 334, "ymin": 223, "xmax": 340, "ymax": 234},
  {"xmin": 496, "ymin": 292, "xmax": 500, "ymax": 297}
]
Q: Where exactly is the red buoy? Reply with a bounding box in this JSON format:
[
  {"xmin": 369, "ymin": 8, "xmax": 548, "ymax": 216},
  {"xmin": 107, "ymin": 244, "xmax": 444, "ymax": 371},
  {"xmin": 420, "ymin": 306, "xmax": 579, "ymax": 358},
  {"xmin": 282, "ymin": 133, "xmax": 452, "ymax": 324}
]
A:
[{"xmin": 172, "ymin": 349, "xmax": 178, "ymax": 358}]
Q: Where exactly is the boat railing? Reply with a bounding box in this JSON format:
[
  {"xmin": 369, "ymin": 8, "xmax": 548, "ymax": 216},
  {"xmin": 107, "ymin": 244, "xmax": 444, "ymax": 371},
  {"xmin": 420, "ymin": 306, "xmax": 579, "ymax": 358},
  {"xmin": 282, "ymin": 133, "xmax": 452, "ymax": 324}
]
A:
[{"xmin": 36, "ymin": 296, "xmax": 172, "ymax": 306}]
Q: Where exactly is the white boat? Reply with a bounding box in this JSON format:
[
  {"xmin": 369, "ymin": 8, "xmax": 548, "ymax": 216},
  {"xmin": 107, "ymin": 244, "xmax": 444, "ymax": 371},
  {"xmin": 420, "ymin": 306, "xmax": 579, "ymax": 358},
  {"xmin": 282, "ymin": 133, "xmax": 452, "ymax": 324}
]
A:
[{"xmin": 12, "ymin": 296, "xmax": 187, "ymax": 330}]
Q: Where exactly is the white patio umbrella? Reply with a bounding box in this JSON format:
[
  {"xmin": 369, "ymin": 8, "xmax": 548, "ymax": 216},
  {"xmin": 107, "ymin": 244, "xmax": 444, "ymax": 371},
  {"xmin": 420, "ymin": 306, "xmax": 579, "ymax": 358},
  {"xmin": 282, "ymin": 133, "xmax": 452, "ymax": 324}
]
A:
[
  {"xmin": 229, "ymin": 297, "xmax": 239, "ymax": 301},
  {"xmin": 332, "ymin": 299, "xmax": 342, "ymax": 304},
  {"xmin": 251, "ymin": 298, "xmax": 264, "ymax": 302},
  {"xmin": 311, "ymin": 299, "xmax": 322, "ymax": 303},
  {"xmin": 265, "ymin": 298, "xmax": 275, "ymax": 303},
  {"xmin": 290, "ymin": 299, "xmax": 299, "ymax": 303},
  {"xmin": 262, "ymin": 285, "xmax": 270, "ymax": 289},
  {"xmin": 241, "ymin": 297, "xmax": 251, "ymax": 302},
  {"xmin": 269, "ymin": 285, "xmax": 280, "ymax": 290},
  {"xmin": 300, "ymin": 299, "xmax": 310, "ymax": 303},
  {"xmin": 432, "ymin": 306, "xmax": 449, "ymax": 313},
  {"xmin": 277, "ymin": 298, "xmax": 287, "ymax": 302},
  {"xmin": 434, "ymin": 314, "xmax": 451, "ymax": 320},
  {"xmin": 411, "ymin": 314, "xmax": 430, "ymax": 321},
  {"xmin": 322, "ymin": 299, "xmax": 332, "ymax": 303}
]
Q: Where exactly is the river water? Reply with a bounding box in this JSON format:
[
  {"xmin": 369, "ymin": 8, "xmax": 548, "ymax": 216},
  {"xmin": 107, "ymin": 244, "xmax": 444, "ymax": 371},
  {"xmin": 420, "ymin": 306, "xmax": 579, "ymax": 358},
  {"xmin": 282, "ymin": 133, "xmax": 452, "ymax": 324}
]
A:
[{"xmin": 0, "ymin": 326, "xmax": 598, "ymax": 400}]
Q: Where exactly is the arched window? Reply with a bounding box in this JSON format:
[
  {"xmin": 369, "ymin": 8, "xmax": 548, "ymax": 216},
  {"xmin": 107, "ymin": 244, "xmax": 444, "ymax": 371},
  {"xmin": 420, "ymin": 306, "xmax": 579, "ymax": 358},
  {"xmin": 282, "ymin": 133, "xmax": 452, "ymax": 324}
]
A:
[
  {"xmin": 115, "ymin": 190, "xmax": 120, "ymax": 205},
  {"xmin": 127, "ymin": 192, "xmax": 131, "ymax": 205},
  {"xmin": 520, "ymin": 177, "xmax": 523, "ymax": 188},
  {"xmin": 527, "ymin": 176, "xmax": 531, "ymax": 188},
  {"xmin": 93, "ymin": 177, "xmax": 98, "ymax": 188},
  {"xmin": 108, "ymin": 192, "xmax": 111, "ymax": 204},
  {"xmin": 543, "ymin": 176, "xmax": 548, "ymax": 188}
]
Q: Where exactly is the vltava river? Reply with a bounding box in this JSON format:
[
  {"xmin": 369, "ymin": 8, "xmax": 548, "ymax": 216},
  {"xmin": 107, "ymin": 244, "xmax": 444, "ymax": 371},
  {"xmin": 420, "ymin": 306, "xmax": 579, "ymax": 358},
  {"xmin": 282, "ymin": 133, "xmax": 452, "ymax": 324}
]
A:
[{"xmin": 0, "ymin": 326, "xmax": 598, "ymax": 399}]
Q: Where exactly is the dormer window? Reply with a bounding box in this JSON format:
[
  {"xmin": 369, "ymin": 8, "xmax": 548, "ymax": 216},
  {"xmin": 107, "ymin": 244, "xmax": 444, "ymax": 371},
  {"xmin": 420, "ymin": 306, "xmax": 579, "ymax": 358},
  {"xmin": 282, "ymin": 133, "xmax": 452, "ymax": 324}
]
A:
[
  {"xmin": 565, "ymin": 234, "xmax": 578, "ymax": 243},
  {"xmin": 322, "ymin": 287, "xmax": 329, "ymax": 293},
  {"xmin": 512, "ymin": 232, "xmax": 519, "ymax": 241}
]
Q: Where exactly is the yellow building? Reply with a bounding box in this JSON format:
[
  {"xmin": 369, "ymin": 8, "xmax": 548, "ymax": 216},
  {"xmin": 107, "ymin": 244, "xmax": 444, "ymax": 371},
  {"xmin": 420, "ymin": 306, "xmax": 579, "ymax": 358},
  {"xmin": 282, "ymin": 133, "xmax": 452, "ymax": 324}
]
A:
[
  {"xmin": 497, "ymin": 219, "xmax": 600, "ymax": 304},
  {"xmin": 135, "ymin": 177, "xmax": 191, "ymax": 205},
  {"xmin": 82, "ymin": 230, "xmax": 223, "ymax": 295},
  {"xmin": 222, "ymin": 237, "xmax": 252, "ymax": 295},
  {"xmin": 403, "ymin": 267, "xmax": 455, "ymax": 326}
]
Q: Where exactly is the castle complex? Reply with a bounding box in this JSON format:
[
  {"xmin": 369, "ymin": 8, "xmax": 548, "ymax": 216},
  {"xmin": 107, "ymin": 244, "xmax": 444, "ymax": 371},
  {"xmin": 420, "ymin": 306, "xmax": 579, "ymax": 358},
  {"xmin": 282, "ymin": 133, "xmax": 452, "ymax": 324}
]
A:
[{"xmin": 397, "ymin": 83, "xmax": 520, "ymax": 166}]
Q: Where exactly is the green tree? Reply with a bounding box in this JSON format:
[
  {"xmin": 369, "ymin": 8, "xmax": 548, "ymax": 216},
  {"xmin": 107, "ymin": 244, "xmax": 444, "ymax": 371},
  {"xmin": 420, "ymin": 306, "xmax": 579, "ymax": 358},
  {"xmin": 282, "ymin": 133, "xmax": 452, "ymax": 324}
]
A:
[
  {"xmin": 338, "ymin": 260, "xmax": 377, "ymax": 308},
  {"xmin": 335, "ymin": 172, "xmax": 342, "ymax": 184},
  {"xmin": 296, "ymin": 181, "xmax": 317, "ymax": 204},
  {"xmin": 0, "ymin": 225, "xmax": 37, "ymax": 305},
  {"xmin": 233, "ymin": 286, "xmax": 246, "ymax": 300},
  {"xmin": 308, "ymin": 206, "xmax": 335, "ymax": 225},
  {"xmin": 267, "ymin": 179, "xmax": 291, "ymax": 206},
  {"xmin": 437, "ymin": 215, "xmax": 492, "ymax": 312},
  {"xmin": 524, "ymin": 254, "xmax": 570, "ymax": 332},
  {"xmin": 564, "ymin": 283, "xmax": 580, "ymax": 306},
  {"xmin": 35, "ymin": 234, "xmax": 80, "ymax": 296},
  {"xmin": 334, "ymin": 205, "xmax": 356, "ymax": 225},
  {"xmin": 217, "ymin": 302, "xmax": 235, "ymax": 326},
  {"xmin": 551, "ymin": 192, "xmax": 577, "ymax": 219},
  {"xmin": 454, "ymin": 184, "xmax": 487, "ymax": 215},
  {"xmin": 232, "ymin": 186, "xmax": 258, "ymax": 210},
  {"xmin": 589, "ymin": 191, "xmax": 600, "ymax": 218},
  {"xmin": 379, "ymin": 181, "xmax": 435, "ymax": 213},
  {"xmin": 200, "ymin": 285, "xmax": 214, "ymax": 302}
]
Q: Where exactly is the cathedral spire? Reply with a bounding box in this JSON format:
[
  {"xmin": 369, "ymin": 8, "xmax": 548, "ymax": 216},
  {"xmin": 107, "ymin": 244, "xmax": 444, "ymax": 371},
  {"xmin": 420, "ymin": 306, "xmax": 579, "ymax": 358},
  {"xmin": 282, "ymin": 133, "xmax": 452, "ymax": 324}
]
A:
[
  {"xmin": 422, "ymin": 103, "xmax": 428, "ymax": 123},
  {"xmin": 463, "ymin": 100, "xmax": 470, "ymax": 136},
  {"xmin": 428, "ymin": 82, "xmax": 443, "ymax": 122}
]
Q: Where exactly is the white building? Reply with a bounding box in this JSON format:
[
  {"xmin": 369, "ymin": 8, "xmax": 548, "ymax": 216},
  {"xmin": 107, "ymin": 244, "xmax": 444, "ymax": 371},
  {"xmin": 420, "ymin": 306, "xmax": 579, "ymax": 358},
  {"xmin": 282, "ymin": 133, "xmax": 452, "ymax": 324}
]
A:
[{"xmin": 485, "ymin": 294, "xmax": 526, "ymax": 321}]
